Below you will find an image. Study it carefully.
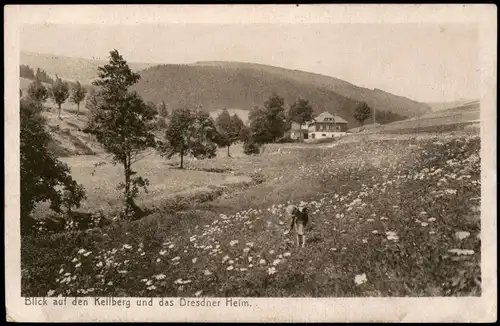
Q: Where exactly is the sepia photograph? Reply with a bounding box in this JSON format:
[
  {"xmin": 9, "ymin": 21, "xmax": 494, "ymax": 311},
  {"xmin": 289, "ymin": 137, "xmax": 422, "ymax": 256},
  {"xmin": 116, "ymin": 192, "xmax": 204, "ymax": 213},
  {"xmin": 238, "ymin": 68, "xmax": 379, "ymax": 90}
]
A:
[{"xmin": 5, "ymin": 4, "xmax": 497, "ymax": 323}]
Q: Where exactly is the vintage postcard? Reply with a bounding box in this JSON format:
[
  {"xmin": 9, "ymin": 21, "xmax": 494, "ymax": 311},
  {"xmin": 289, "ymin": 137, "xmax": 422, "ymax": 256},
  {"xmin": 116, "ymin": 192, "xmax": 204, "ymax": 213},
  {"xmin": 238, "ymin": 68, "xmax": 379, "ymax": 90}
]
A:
[{"xmin": 4, "ymin": 4, "xmax": 497, "ymax": 323}]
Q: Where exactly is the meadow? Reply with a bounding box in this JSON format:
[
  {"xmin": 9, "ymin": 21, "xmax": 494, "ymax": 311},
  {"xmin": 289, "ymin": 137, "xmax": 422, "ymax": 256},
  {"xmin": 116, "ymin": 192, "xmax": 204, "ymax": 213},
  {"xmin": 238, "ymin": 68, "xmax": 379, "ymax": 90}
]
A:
[{"xmin": 22, "ymin": 131, "xmax": 481, "ymax": 298}]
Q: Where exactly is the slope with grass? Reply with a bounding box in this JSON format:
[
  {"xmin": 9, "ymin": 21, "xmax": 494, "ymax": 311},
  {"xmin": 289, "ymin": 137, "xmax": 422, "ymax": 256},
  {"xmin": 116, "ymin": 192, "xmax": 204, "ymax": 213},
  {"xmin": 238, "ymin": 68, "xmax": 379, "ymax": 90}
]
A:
[
  {"xmin": 22, "ymin": 133, "xmax": 480, "ymax": 297},
  {"xmin": 21, "ymin": 51, "xmax": 157, "ymax": 85},
  {"xmin": 351, "ymin": 101, "xmax": 480, "ymax": 135}
]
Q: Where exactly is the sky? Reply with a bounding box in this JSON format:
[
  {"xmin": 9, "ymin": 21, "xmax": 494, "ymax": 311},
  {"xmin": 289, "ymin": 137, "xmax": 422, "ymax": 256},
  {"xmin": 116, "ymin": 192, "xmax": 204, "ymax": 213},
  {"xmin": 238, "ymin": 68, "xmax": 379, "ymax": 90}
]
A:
[{"xmin": 20, "ymin": 23, "xmax": 479, "ymax": 103}]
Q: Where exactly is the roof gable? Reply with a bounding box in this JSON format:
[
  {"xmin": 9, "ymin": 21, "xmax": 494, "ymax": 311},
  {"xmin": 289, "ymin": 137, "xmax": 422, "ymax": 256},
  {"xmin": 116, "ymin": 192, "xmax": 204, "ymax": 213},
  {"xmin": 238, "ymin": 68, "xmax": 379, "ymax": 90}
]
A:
[{"xmin": 312, "ymin": 111, "xmax": 348, "ymax": 124}]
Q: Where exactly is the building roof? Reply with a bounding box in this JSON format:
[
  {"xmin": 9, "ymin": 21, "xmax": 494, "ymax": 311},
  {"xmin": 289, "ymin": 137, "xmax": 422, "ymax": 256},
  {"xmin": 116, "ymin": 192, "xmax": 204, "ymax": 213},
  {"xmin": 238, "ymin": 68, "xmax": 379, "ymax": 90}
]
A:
[{"xmin": 312, "ymin": 111, "xmax": 348, "ymax": 124}]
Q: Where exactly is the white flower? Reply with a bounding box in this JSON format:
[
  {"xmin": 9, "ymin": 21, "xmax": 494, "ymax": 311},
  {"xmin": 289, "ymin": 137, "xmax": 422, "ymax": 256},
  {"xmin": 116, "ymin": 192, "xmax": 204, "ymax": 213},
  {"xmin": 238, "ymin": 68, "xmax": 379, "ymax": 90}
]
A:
[
  {"xmin": 154, "ymin": 274, "xmax": 166, "ymax": 280},
  {"xmin": 75, "ymin": 263, "xmax": 82, "ymax": 268},
  {"xmin": 47, "ymin": 289, "xmax": 55, "ymax": 296},
  {"xmin": 168, "ymin": 244, "xmax": 174, "ymax": 249},
  {"xmin": 243, "ymin": 248, "xmax": 250, "ymax": 253},
  {"xmin": 159, "ymin": 250, "xmax": 167, "ymax": 256},
  {"xmin": 226, "ymin": 265, "xmax": 234, "ymax": 271},
  {"xmin": 421, "ymin": 222, "xmax": 429, "ymax": 227},
  {"xmin": 272, "ymin": 259, "xmax": 281, "ymax": 266},
  {"xmin": 171, "ymin": 256, "xmax": 180, "ymax": 261},
  {"xmin": 147, "ymin": 285, "xmax": 157, "ymax": 291},
  {"xmin": 269, "ymin": 250, "xmax": 275, "ymax": 254},
  {"xmin": 283, "ymin": 252, "xmax": 291, "ymax": 257},
  {"xmin": 123, "ymin": 244, "xmax": 132, "ymax": 250},
  {"xmin": 372, "ymin": 230, "xmax": 378, "ymax": 234},
  {"xmin": 268, "ymin": 267, "xmax": 277, "ymax": 275},
  {"xmin": 195, "ymin": 290, "xmax": 203, "ymax": 297},
  {"xmin": 77, "ymin": 249, "xmax": 86, "ymax": 254},
  {"xmin": 203, "ymin": 269, "xmax": 213, "ymax": 276},
  {"xmin": 354, "ymin": 273, "xmax": 368, "ymax": 285},
  {"xmin": 259, "ymin": 259, "xmax": 266, "ymax": 265},
  {"xmin": 156, "ymin": 258, "xmax": 161, "ymax": 263},
  {"xmin": 192, "ymin": 258, "xmax": 198, "ymax": 264},
  {"xmin": 362, "ymin": 239, "xmax": 368, "ymax": 244},
  {"xmin": 428, "ymin": 218, "xmax": 436, "ymax": 222},
  {"xmin": 448, "ymin": 249, "xmax": 475, "ymax": 255},
  {"xmin": 107, "ymin": 281, "xmax": 113, "ymax": 286},
  {"xmin": 230, "ymin": 240, "xmax": 239, "ymax": 246}
]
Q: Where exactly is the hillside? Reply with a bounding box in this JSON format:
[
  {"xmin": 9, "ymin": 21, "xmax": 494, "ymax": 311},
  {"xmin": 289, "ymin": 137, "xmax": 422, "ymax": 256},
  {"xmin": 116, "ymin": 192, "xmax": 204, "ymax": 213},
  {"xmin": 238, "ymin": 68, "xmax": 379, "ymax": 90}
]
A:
[
  {"xmin": 20, "ymin": 51, "xmax": 432, "ymax": 128},
  {"xmin": 192, "ymin": 61, "xmax": 432, "ymax": 118},
  {"xmin": 426, "ymin": 99, "xmax": 478, "ymax": 112},
  {"xmin": 20, "ymin": 51, "xmax": 157, "ymax": 84},
  {"xmin": 134, "ymin": 63, "xmax": 431, "ymax": 128}
]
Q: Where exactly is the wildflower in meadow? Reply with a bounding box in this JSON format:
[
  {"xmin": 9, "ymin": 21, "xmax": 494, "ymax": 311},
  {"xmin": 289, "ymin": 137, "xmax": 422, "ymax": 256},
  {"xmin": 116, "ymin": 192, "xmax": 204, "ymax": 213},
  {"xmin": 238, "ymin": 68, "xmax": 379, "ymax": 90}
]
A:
[
  {"xmin": 272, "ymin": 259, "xmax": 281, "ymax": 266},
  {"xmin": 372, "ymin": 230, "xmax": 378, "ymax": 234},
  {"xmin": 203, "ymin": 269, "xmax": 213, "ymax": 276},
  {"xmin": 123, "ymin": 244, "xmax": 132, "ymax": 250},
  {"xmin": 259, "ymin": 259, "xmax": 266, "ymax": 265},
  {"xmin": 283, "ymin": 252, "xmax": 291, "ymax": 257},
  {"xmin": 354, "ymin": 273, "xmax": 368, "ymax": 286},
  {"xmin": 455, "ymin": 231, "xmax": 470, "ymax": 240},
  {"xmin": 172, "ymin": 257, "xmax": 180, "ymax": 261},
  {"xmin": 268, "ymin": 267, "xmax": 277, "ymax": 275},
  {"xmin": 386, "ymin": 231, "xmax": 399, "ymax": 241},
  {"xmin": 448, "ymin": 249, "xmax": 474, "ymax": 256},
  {"xmin": 154, "ymin": 274, "xmax": 166, "ymax": 280},
  {"xmin": 195, "ymin": 290, "xmax": 203, "ymax": 297},
  {"xmin": 428, "ymin": 218, "xmax": 436, "ymax": 222},
  {"xmin": 421, "ymin": 222, "xmax": 429, "ymax": 227},
  {"xmin": 192, "ymin": 258, "xmax": 198, "ymax": 264}
]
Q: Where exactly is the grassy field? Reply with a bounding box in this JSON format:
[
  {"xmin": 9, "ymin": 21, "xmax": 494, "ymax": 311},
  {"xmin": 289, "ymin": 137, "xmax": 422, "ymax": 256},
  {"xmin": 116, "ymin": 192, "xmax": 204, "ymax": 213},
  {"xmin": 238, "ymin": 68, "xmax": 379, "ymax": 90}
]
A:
[
  {"xmin": 22, "ymin": 131, "xmax": 481, "ymax": 297},
  {"xmin": 354, "ymin": 101, "xmax": 480, "ymax": 135}
]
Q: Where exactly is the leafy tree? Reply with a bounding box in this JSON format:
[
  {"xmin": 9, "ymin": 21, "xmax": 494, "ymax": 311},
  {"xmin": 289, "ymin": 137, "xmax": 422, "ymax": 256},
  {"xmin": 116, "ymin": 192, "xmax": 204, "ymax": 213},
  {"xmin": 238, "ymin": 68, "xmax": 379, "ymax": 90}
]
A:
[
  {"xmin": 160, "ymin": 108, "xmax": 219, "ymax": 169},
  {"xmin": 85, "ymin": 50, "xmax": 158, "ymax": 219},
  {"xmin": 20, "ymin": 64, "xmax": 35, "ymax": 79},
  {"xmin": 35, "ymin": 68, "xmax": 55, "ymax": 84},
  {"xmin": 20, "ymin": 98, "xmax": 86, "ymax": 235},
  {"xmin": 27, "ymin": 79, "xmax": 49, "ymax": 104},
  {"xmin": 240, "ymin": 126, "xmax": 260, "ymax": 155},
  {"xmin": 215, "ymin": 109, "xmax": 245, "ymax": 157},
  {"xmin": 288, "ymin": 98, "xmax": 313, "ymax": 142},
  {"xmin": 264, "ymin": 94, "xmax": 287, "ymax": 142},
  {"xmin": 248, "ymin": 94, "xmax": 287, "ymax": 145},
  {"xmin": 50, "ymin": 75, "xmax": 70, "ymax": 119},
  {"xmin": 70, "ymin": 81, "xmax": 87, "ymax": 116},
  {"xmin": 353, "ymin": 102, "xmax": 372, "ymax": 126},
  {"xmin": 156, "ymin": 101, "xmax": 169, "ymax": 129}
]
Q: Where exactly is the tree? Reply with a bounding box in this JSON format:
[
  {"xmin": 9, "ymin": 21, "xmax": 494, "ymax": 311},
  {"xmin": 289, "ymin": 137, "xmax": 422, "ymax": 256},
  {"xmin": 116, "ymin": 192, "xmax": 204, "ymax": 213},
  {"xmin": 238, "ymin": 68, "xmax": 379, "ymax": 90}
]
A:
[
  {"xmin": 288, "ymin": 98, "xmax": 313, "ymax": 142},
  {"xmin": 263, "ymin": 94, "xmax": 287, "ymax": 142},
  {"xmin": 20, "ymin": 64, "xmax": 35, "ymax": 79},
  {"xmin": 353, "ymin": 102, "xmax": 372, "ymax": 126},
  {"xmin": 27, "ymin": 79, "xmax": 49, "ymax": 104},
  {"xmin": 70, "ymin": 81, "xmax": 87, "ymax": 116},
  {"xmin": 156, "ymin": 101, "xmax": 169, "ymax": 129},
  {"xmin": 160, "ymin": 108, "xmax": 219, "ymax": 169},
  {"xmin": 240, "ymin": 126, "xmax": 260, "ymax": 155},
  {"xmin": 85, "ymin": 50, "xmax": 158, "ymax": 219},
  {"xmin": 20, "ymin": 98, "xmax": 86, "ymax": 235},
  {"xmin": 215, "ymin": 109, "xmax": 245, "ymax": 157},
  {"xmin": 50, "ymin": 75, "xmax": 70, "ymax": 119}
]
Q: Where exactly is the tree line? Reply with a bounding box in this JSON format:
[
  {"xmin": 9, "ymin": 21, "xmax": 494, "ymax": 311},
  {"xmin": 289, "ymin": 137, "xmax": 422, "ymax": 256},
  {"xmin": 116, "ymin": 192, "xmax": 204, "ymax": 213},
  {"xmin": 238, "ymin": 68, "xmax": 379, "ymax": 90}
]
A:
[
  {"xmin": 20, "ymin": 49, "xmax": 378, "ymax": 235},
  {"xmin": 23, "ymin": 75, "xmax": 88, "ymax": 118}
]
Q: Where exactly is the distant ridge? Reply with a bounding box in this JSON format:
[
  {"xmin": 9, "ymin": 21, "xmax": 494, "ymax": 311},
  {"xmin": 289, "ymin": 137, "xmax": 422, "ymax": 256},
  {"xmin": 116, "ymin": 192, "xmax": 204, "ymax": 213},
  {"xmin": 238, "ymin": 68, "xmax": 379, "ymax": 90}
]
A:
[{"xmin": 20, "ymin": 51, "xmax": 432, "ymax": 127}]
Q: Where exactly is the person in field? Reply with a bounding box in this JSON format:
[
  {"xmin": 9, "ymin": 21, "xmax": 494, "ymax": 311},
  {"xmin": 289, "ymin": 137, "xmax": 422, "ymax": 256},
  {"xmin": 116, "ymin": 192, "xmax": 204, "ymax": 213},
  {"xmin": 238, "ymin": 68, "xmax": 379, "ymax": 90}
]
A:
[{"xmin": 284, "ymin": 204, "xmax": 310, "ymax": 248}]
